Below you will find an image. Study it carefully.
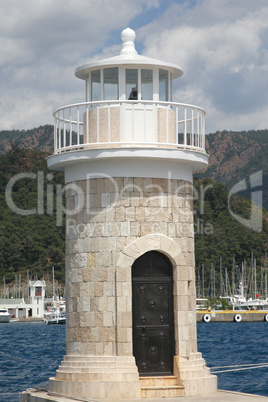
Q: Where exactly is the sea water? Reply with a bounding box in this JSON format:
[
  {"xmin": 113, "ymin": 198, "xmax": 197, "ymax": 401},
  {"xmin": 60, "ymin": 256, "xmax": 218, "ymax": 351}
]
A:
[
  {"xmin": 198, "ymin": 321, "xmax": 268, "ymax": 396},
  {"xmin": 0, "ymin": 321, "xmax": 268, "ymax": 401},
  {"xmin": 0, "ymin": 322, "xmax": 65, "ymax": 402}
]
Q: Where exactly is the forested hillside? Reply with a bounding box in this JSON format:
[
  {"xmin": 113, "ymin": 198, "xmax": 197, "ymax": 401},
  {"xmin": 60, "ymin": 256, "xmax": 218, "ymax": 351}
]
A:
[
  {"xmin": 0, "ymin": 146, "xmax": 267, "ymax": 287},
  {"xmin": 0, "ymin": 147, "xmax": 65, "ymax": 283},
  {"xmin": 194, "ymin": 177, "xmax": 267, "ymax": 289},
  {"xmin": 0, "ymin": 126, "xmax": 267, "ymax": 209},
  {"xmin": 196, "ymin": 129, "xmax": 268, "ymax": 210}
]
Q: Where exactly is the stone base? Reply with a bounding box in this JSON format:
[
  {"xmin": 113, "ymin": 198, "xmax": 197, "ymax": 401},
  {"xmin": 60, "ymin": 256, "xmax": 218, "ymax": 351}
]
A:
[
  {"xmin": 175, "ymin": 352, "xmax": 217, "ymax": 396},
  {"xmin": 48, "ymin": 355, "xmax": 141, "ymax": 400},
  {"xmin": 20, "ymin": 353, "xmax": 217, "ymax": 401}
]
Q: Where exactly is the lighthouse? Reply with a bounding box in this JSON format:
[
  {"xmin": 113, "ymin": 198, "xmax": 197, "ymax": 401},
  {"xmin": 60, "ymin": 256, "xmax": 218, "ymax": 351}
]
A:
[{"xmin": 42, "ymin": 28, "xmax": 217, "ymax": 400}]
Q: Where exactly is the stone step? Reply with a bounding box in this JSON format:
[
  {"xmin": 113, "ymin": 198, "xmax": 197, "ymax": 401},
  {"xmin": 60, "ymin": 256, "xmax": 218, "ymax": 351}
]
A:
[
  {"xmin": 178, "ymin": 368, "xmax": 211, "ymax": 380},
  {"xmin": 189, "ymin": 352, "xmax": 203, "ymax": 360},
  {"xmin": 140, "ymin": 375, "xmax": 178, "ymax": 387},
  {"xmin": 140, "ymin": 376, "xmax": 184, "ymax": 398},
  {"xmin": 55, "ymin": 370, "xmax": 139, "ymax": 382},
  {"xmin": 179, "ymin": 363, "xmax": 207, "ymax": 371},
  {"xmin": 58, "ymin": 365, "xmax": 138, "ymax": 373},
  {"xmin": 141, "ymin": 385, "xmax": 184, "ymax": 398},
  {"xmin": 178, "ymin": 359, "xmax": 207, "ymax": 368},
  {"xmin": 63, "ymin": 355, "xmax": 134, "ymax": 363},
  {"xmin": 60, "ymin": 361, "xmax": 138, "ymax": 369}
]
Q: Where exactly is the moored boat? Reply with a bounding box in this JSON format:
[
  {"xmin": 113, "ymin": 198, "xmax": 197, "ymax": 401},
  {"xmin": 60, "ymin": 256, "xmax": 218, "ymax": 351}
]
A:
[
  {"xmin": 43, "ymin": 294, "xmax": 66, "ymax": 324},
  {"xmin": 0, "ymin": 308, "xmax": 11, "ymax": 323},
  {"xmin": 44, "ymin": 312, "xmax": 66, "ymax": 325}
]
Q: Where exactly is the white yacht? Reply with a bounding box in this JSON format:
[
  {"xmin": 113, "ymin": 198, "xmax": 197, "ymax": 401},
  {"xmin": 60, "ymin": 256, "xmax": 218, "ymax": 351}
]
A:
[
  {"xmin": 44, "ymin": 312, "xmax": 66, "ymax": 325},
  {"xmin": 0, "ymin": 308, "xmax": 11, "ymax": 323}
]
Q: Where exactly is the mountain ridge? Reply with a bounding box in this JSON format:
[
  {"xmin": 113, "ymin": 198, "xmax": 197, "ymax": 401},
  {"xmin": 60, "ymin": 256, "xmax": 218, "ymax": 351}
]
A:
[{"xmin": 0, "ymin": 125, "xmax": 266, "ymax": 208}]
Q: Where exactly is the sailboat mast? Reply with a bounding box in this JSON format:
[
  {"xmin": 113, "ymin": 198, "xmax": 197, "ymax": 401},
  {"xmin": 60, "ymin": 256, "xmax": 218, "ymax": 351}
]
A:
[
  {"xmin": 264, "ymin": 253, "xmax": 267, "ymax": 299},
  {"xmin": 225, "ymin": 267, "xmax": 228, "ymax": 297},
  {"xmin": 52, "ymin": 266, "xmax": 55, "ymax": 298},
  {"xmin": 220, "ymin": 256, "xmax": 222, "ymax": 296},
  {"xmin": 202, "ymin": 264, "xmax": 205, "ymax": 298}
]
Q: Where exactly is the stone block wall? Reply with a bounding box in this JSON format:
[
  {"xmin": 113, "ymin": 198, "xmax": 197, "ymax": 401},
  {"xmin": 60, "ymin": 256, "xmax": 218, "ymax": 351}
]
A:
[{"xmin": 65, "ymin": 177, "xmax": 197, "ymax": 359}]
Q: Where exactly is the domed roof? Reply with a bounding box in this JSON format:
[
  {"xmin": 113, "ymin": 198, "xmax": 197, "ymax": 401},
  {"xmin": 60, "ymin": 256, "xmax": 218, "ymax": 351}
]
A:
[{"xmin": 75, "ymin": 27, "xmax": 183, "ymax": 80}]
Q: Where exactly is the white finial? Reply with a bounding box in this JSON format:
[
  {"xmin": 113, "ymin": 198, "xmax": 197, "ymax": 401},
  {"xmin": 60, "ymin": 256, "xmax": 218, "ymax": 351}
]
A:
[{"xmin": 120, "ymin": 27, "xmax": 137, "ymax": 55}]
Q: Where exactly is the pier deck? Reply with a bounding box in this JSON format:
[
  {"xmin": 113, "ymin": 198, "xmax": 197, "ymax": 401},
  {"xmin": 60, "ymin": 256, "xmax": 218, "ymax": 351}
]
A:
[
  {"xmin": 20, "ymin": 389, "xmax": 268, "ymax": 401},
  {"xmin": 197, "ymin": 310, "xmax": 268, "ymax": 322}
]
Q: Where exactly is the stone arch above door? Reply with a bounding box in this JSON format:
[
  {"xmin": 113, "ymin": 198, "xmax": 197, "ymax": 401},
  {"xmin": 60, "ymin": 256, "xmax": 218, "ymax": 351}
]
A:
[{"xmin": 116, "ymin": 234, "xmax": 187, "ymax": 272}]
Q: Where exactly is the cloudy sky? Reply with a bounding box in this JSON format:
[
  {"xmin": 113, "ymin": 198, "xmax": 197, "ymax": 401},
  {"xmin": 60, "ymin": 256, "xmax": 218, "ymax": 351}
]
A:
[{"xmin": 1, "ymin": 0, "xmax": 268, "ymax": 133}]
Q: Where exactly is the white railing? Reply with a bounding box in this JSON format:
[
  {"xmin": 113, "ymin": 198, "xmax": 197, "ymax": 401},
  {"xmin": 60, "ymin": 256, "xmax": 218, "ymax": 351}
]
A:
[{"xmin": 53, "ymin": 100, "xmax": 206, "ymax": 154}]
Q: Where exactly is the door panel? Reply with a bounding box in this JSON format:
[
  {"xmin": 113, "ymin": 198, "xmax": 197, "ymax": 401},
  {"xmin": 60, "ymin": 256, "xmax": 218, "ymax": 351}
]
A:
[
  {"xmin": 133, "ymin": 281, "xmax": 170, "ymax": 326},
  {"xmin": 132, "ymin": 251, "xmax": 175, "ymax": 376},
  {"xmin": 133, "ymin": 325, "xmax": 172, "ymax": 375}
]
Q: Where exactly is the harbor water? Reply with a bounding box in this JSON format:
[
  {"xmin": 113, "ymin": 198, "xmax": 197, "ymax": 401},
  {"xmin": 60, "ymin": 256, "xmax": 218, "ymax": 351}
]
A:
[{"xmin": 0, "ymin": 321, "xmax": 268, "ymax": 401}]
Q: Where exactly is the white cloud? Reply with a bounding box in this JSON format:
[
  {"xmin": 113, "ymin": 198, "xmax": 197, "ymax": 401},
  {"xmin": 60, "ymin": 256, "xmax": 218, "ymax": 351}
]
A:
[
  {"xmin": 140, "ymin": 0, "xmax": 268, "ymax": 132},
  {"xmin": 0, "ymin": 0, "xmax": 268, "ymax": 132},
  {"xmin": 0, "ymin": 0, "xmax": 156, "ymax": 129}
]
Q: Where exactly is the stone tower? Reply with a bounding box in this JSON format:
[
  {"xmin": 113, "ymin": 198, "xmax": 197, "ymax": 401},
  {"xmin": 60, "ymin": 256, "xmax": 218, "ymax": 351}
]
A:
[{"xmin": 36, "ymin": 27, "xmax": 217, "ymax": 401}]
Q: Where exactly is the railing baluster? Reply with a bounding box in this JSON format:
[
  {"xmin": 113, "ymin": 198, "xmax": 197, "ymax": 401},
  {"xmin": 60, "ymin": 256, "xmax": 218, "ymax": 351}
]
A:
[
  {"xmin": 77, "ymin": 107, "xmax": 80, "ymax": 145},
  {"xmin": 108, "ymin": 103, "xmax": 111, "ymax": 142},
  {"xmin": 143, "ymin": 103, "xmax": 146, "ymax": 142},
  {"xmin": 166, "ymin": 106, "xmax": 169, "ymax": 143},
  {"xmin": 155, "ymin": 103, "xmax": 157, "ymax": 143},
  {"xmin": 54, "ymin": 116, "xmax": 57, "ymax": 153},
  {"xmin": 63, "ymin": 109, "xmax": 66, "ymax": 148},
  {"xmin": 97, "ymin": 105, "xmax": 100, "ymax": 143},
  {"xmin": 197, "ymin": 112, "xmax": 200, "ymax": 148},
  {"xmin": 184, "ymin": 107, "xmax": 187, "ymax": 145},
  {"xmin": 202, "ymin": 115, "xmax": 206, "ymax": 149},
  {"xmin": 59, "ymin": 113, "xmax": 61, "ymax": 150},
  {"xmin": 132, "ymin": 103, "xmax": 134, "ymax": 144},
  {"xmin": 175, "ymin": 106, "xmax": 178, "ymax": 145},
  {"xmin": 120, "ymin": 102, "xmax": 123, "ymax": 142},
  {"xmin": 191, "ymin": 109, "xmax": 194, "ymax": 146},
  {"xmin": 70, "ymin": 108, "xmax": 73, "ymax": 146},
  {"xmin": 86, "ymin": 104, "xmax": 89, "ymax": 144}
]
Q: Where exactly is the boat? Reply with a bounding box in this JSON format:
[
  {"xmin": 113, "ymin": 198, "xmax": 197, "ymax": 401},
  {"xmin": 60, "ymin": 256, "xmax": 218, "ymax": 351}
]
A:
[
  {"xmin": 196, "ymin": 298, "xmax": 208, "ymax": 310},
  {"xmin": 196, "ymin": 254, "xmax": 268, "ymax": 314},
  {"xmin": 44, "ymin": 312, "xmax": 66, "ymax": 325},
  {"xmin": 219, "ymin": 280, "xmax": 268, "ymax": 311},
  {"xmin": 0, "ymin": 308, "xmax": 11, "ymax": 323},
  {"xmin": 43, "ymin": 294, "xmax": 66, "ymax": 325}
]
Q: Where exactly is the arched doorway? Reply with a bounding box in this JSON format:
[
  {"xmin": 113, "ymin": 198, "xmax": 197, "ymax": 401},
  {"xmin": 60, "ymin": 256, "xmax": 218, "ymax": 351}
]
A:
[{"xmin": 132, "ymin": 251, "xmax": 175, "ymax": 376}]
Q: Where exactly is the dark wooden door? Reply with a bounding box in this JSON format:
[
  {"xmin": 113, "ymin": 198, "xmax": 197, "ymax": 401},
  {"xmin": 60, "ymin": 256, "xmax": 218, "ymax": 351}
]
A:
[{"xmin": 132, "ymin": 251, "xmax": 175, "ymax": 376}]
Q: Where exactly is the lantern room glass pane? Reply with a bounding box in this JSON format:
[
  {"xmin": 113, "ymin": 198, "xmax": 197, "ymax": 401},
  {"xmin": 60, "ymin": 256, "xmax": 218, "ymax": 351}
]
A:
[
  {"xmin": 91, "ymin": 69, "xmax": 101, "ymax": 101},
  {"xmin": 141, "ymin": 69, "xmax": 153, "ymax": 100},
  {"xmin": 104, "ymin": 67, "xmax": 118, "ymax": 100},
  {"xmin": 159, "ymin": 69, "xmax": 168, "ymax": 101},
  {"xmin": 126, "ymin": 69, "xmax": 138, "ymax": 100}
]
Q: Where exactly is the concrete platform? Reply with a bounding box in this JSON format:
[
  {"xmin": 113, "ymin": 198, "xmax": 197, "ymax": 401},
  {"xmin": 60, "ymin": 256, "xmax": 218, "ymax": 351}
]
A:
[
  {"xmin": 20, "ymin": 389, "xmax": 268, "ymax": 401},
  {"xmin": 196, "ymin": 310, "xmax": 268, "ymax": 323}
]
